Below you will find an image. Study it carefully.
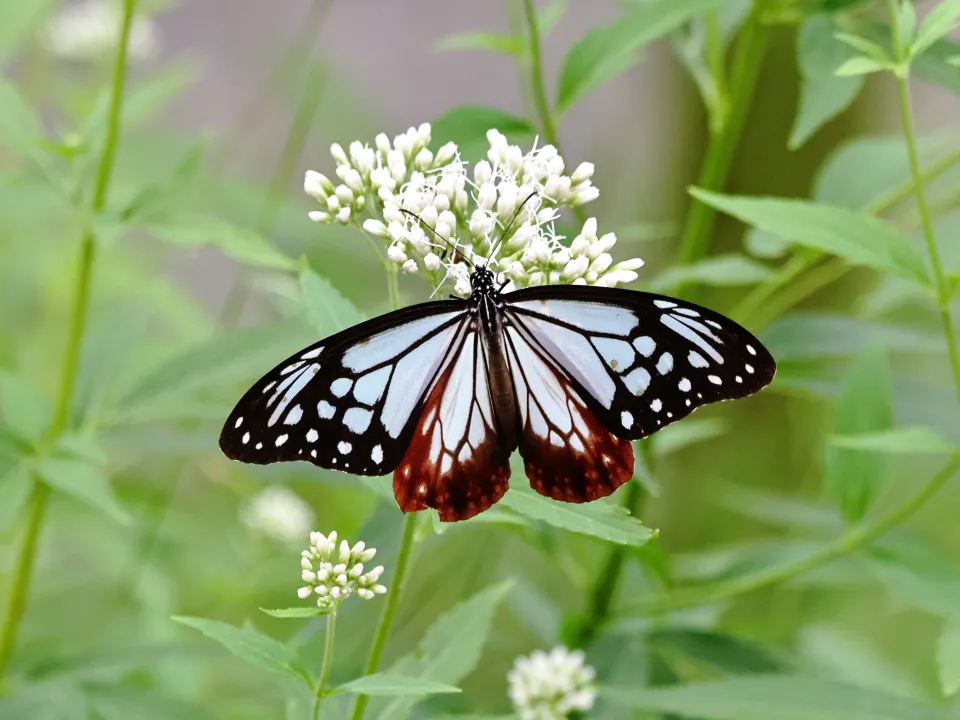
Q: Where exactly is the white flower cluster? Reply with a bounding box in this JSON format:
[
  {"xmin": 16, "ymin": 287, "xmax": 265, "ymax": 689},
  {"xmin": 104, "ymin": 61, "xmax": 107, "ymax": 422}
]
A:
[
  {"xmin": 304, "ymin": 124, "xmax": 643, "ymax": 296},
  {"xmin": 297, "ymin": 531, "xmax": 386, "ymax": 609},
  {"xmin": 239, "ymin": 486, "xmax": 315, "ymax": 546},
  {"xmin": 507, "ymin": 646, "xmax": 597, "ymax": 720},
  {"xmin": 44, "ymin": 0, "xmax": 159, "ymax": 62}
]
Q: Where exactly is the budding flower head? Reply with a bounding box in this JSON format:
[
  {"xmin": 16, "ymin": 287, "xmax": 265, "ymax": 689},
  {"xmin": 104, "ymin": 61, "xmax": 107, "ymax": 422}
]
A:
[
  {"xmin": 44, "ymin": 0, "xmax": 159, "ymax": 61},
  {"xmin": 303, "ymin": 122, "xmax": 643, "ymax": 297},
  {"xmin": 507, "ymin": 646, "xmax": 597, "ymax": 720},
  {"xmin": 297, "ymin": 531, "xmax": 386, "ymax": 610},
  {"xmin": 239, "ymin": 486, "xmax": 315, "ymax": 546}
]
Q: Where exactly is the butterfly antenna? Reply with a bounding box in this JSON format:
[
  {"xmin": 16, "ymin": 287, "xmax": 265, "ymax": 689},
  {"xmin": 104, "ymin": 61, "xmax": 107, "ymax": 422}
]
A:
[
  {"xmin": 398, "ymin": 208, "xmax": 474, "ymax": 270},
  {"xmin": 485, "ymin": 190, "xmax": 540, "ymax": 267}
]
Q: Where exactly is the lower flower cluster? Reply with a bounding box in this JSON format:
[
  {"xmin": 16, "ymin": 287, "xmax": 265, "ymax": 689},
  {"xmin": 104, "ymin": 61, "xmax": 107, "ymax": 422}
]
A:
[{"xmin": 297, "ymin": 531, "xmax": 387, "ymax": 610}]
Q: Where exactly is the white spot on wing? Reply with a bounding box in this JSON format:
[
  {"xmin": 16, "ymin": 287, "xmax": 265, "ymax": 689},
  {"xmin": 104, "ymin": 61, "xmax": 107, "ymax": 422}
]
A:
[
  {"xmin": 353, "ymin": 366, "xmax": 391, "ymax": 406},
  {"xmin": 256, "ymin": 442, "xmax": 263, "ymax": 449},
  {"xmin": 338, "ymin": 441, "xmax": 351, "ymax": 454},
  {"xmin": 301, "ymin": 346, "xmax": 323, "ymax": 360},
  {"xmin": 623, "ymin": 367, "xmax": 650, "ymax": 395},
  {"xmin": 592, "ymin": 337, "xmax": 636, "ymax": 372},
  {"xmin": 276, "ymin": 434, "xmax": 288, "ymax": 447},
  {"xmin": 280, "ymin": 361, "xmax": 305, "ymax": 376},
  {"xmin": 708, "ymin": 375, "xmax": 722, "ymax": 385},
  {"xmin": 661, "ymin": 315, "xmax": 724, "ymax": 363},
  {"xmin": 675, "ymin": 307, "xmax": 700, "ymax": 317},
  {"xmin": 331, "ymin": 378, "xmax": 353, "ymax": 397},
  {"xmin": 341, "ymin": 313, "xmax": 460, "ymax": 372},
  {"xmin": 657, "ymin": 352, "xmax": 673, "ymax": 375},
  {"xmin": 746, "ymin": 364, "xmax": 755, "ymax": 374},
  {"xmin": 242, "ymin": 432, "xmax": 250, "ymax": 444},
  {"xmin": 344, "ymin": 407, "xmax": 373, "ymax": 434},
  {"xmin": 317, "ymin": 400, "xmax": 336, "ymax": 419},
  {"xmin": 654, "ymin": 300, "xmax": 677, "ymax": 309},
  {"xmin": 679, "ymin": 378, "xmax": 691, "ymax": 392},
  {"xmin": 371, "ymin": 445, "xmax": 383, "ymax": 464},
  {"xmin": 549, "ymin": 431, "xmax": 564, "ymax": 447},
  {"xmin": 747, "ymin": 344, "xmax": 757, "ymax": 356},
  {"xmin": 235, "ymin": 417, "xmax": 243, "ymax": 428},
  {"xmin": 284, "ymin": 404, "xmax": 303, "ymax": 425},
  {"xmin": 651, "ymin": 399, "xmax": 662, "ymax": 412},
  {"xmin": 513, "ymin": 299, "xmax": 639, "ymax": 332},
  {"xmin": 306, "ymin": 429, "xmax": 319, "ymax": 442},
  {"xmin": 688, "ymin": 350, "xmax": 709, "ymax": 368},
  {"xmin": 633, "ymin": 336, "xmax": 656, "ymax": 357},
  {"xmin": 621, "ymin": 410, "xmax": 633, "ymax": 429}
]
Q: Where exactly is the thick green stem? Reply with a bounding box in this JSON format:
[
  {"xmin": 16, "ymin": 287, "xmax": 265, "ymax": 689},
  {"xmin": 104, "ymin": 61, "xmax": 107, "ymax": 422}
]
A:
[
  {"xmin": 521, "ymin": 0, "xmax": 587, "ymax": 227},
  {"xmin": 675, "ymin": 6, "xmax": 768, "ymax": 282},
  {"xmin": 623, "ymin": 457, "xmax": 960, "ymax": 619},
  {"xmin": 312, "ymin": 608, "xmax": 338, "ymax": 720},
  {"xmin": 0, "ymin": 0, "xmax": 137, "ymax": 681},
  {"xmin": 349, "ymin": 512, "xmax": 417, "ymax": 720},
  {"xmin": 887, "ymin": 0, "xmax": 960, "ymax": 401}
]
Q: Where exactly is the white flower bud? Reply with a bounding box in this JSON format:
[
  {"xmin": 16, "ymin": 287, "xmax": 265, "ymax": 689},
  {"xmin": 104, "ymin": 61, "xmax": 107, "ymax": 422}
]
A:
[
  {"xmin": 432, "ymin": 192, "xmax": 450, "ymax": 212},
  {"xmin": 382, "ymin": 202, "xmax": 402, "ymax": 224},
  {"xmin": 454, "ymin": 277, "xmax": 471, "ymax": 296},
  {"xmin": 562, "ymin": 255, "xmax": 589, "ymax": 281},
  {"xmin": 302, "ymin": 569, "xmax": 317, "ymax": 582},
  {"xmin": 581, "ymin": 218, "xmax": 598, "ymax": 240},
  {"xmin": 342, "ymin": 168, "xmax": 364, "ymax": 193},
  {"xmin": 363, "ymin": 219, "xmax": 389, "ymax": 238},
  {"xmin": 547, "ymin": 155, "xmax": 565, "ymax": 177},
  {"xmin": 298, "ymin": 586, "xmax": 313, "ymax": 598},
  {"xmin": 335, "ymin": 185, "xmax": 354, "ymax": 205},
  {"xmin": 326, "ymin": 194, "xmax": 341, "ymax": 212},
  {"xmin": 330, "ymin": 586, "xmax": 341, "ymax": 599},
  {"xmin": 387, "ymin": 244, "xmax": 408, "ymax": 264},
  {"xmin": 572, "ymin": 277, "xmax": 587, "ymax": 285},
  {"xmin": 435, "ymin": 141, "xmax": 458, "ymax": 166},
  {"xmin": 375, "ymin": 132, "xmax": 391, "ymax": 154},
  {"xmin": 507, "ymin": 261, "xmax": 526, "ymax": 279},
  {"xmin": 336, "ymin": 207, "xmax": 351, "ymax": 223},
  {"xmin": 455, "ymin": 188, "xmax": 468, "ymax": 211},
  {"xmin": 419, "ymin": 204, "xmax": 438, "ymax": 228},
  {"xmin": 474, "ymin": 160, "xmax": 492, "ymax": 185},
  {"xmin": 359, "ymin": 548, "xmax": 377, "ymax": 563},
  {"xmin": 573, "ymin": 185, "xmax": 600, "ymax": 205},
  {"xmin": 402, "ymin": 259, "xmax": 418, "ymax": 274},
  {"xmin": 304, "ymin": 170, "xmax": 331, "ymax": 198},
  {"xmin": 372, "ymin": 584, "xmax": 387, "ymax": 595},
  {"xmin": 572, "ymin": 162, "xmax": 595, "ymax": 183},
  {"xmin": 570, "ymin": 235, "xmax": 590, "ymax": 257},
  {"xmin": 497, "ymin": 182, "xmax": 518, "ymax": 217},
  {"xmin": 358, "ymin": 588, "xmax": 374, "ymax": 600},
  {"xmin": 418, "ymin": 122, "xmax": 431, "ymax": 143},
  {"xmin": 308, "ymin": 211, "xmax": 330, "ymax": 223},
  {"xmin": 330, "ymin": 142, "xmax": 348, "ymax": 166},
  {"xmin": 589, "ymin": 253, "xmax": 613, "ymax": 274},
  {"xmin": 545, "ymin": 175, "xmax": 571, "ymax": 200},
  {"xmin": 423, "ymin": 252, "xmax": 442, "ymax": 270},
  {"xmin": 478, "ymin": 182, "xmax": 497, "ymax": 211},
  {"xmin": 301, "ymin": 557, "xmax": 313, "ymax": 570},
  {"xmin": 336, "ymin": 573, "xmax": 348, "ymax": 585},
  {"xmin": 414, "ymin": 148, "xmax": 434, "ymax": 170}
]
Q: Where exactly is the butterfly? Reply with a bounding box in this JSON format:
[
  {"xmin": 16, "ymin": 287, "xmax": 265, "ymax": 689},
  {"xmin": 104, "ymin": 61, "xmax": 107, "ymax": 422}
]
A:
[{"xmin": 219, "ymin": 265, "xmax": 776, "ymax": 522}]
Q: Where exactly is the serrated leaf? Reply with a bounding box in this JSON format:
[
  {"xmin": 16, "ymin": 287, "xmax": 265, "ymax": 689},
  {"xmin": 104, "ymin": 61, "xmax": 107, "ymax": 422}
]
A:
[
  {"xmin": 37, "ymin": 458, "xmax": 131, "ymax": 525},
  {"xmin": 300, "ymin": 267, "xmax": 365, "ymax": 335},
  {"xmin": 822, "ymin": 346, "xmax": 892, "ymax": 523},
  {"xmin": 372, "ymin": 582, "xmax": 512, "ymax": 720},
  {"xmin": 146, "ymin": 213, "xmax": 295, "ymax": 271},
  {"xmin": 434, "ymin": 31, "xmax": 523, "ymax": 56},
  {"xmin": 602, "ymin": 676, "xmax": 951, "ymax": 719},
  {"xmin": 690, "ymin": 189, "xmax": 931, "ymax": 287},
  {"xmin": 937, "ymin": 620, "xmax": 960, "ymax": 696},
  {"xmin": 429, "ymin": 106, "xmax": 535, "ymax": 162},
  {"xmin": 830, "ymin": 426, "xmax": 956, "ymax": 455},
  {"xmin": 501, "ymin": 487, "xmax": 654, "ymax": 546},
  {"xmin": 913, "ymin": 0, "xmax": 960, "ymax": 57},
  {"xmin": 334, "ymin": 674, "xmax": 460, "ymax": 697},
  {"xmin": 259, "ymin": 607, "xmax": 329, "ymax": 619},
  {"xmin": 648, "ymin": 254, "xmax": 772, "ymax": 291},
  {"xmin": 556, "ymin": 0, "xmax": 723, "ymax": 113},
  {"xmin": 172, "ymin": 616, "xmax": 310, "ymax": 683},
  {"xmin": 790, "ymin": 16, "xmax": 865, "ymax": 149},
  {"xmin": 834, "ymin": 56, "xmax": 891, "ymax": 76},
  {"xmin": 0, "ymin": 371, "xmax": 51, "ymax": 441}
]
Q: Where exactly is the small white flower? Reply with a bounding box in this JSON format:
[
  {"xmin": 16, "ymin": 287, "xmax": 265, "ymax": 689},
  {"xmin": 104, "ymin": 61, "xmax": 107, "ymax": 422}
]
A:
[
  {"xmin": 507, "ymin": 646, "xmax": 597, "ymax": 720},
  {"xmin": 240, "ymin": 486, "xmax": 315, "ymax": 546},
  {"xmin": 298, "ymin": 531, "xmax": 387, "ymax": 610},
  {"xmin": 44, "ymin": 0, "xmax": 159, "ymax": 61}
]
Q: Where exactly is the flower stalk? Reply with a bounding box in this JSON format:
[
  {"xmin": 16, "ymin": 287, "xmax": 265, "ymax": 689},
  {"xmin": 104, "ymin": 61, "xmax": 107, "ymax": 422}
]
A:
[{"xmin": 0, "ymin": 0, "xmax": 138, "ymax": 681}]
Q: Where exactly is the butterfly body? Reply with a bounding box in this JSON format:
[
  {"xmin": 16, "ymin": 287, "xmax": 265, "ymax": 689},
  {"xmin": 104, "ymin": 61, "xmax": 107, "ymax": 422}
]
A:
[{"xmin": 220, "ymin": 266, "xmax": 775, "ymax": 521}]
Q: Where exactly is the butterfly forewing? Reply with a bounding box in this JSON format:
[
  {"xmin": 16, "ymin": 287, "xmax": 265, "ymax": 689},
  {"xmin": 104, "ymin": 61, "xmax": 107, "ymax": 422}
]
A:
[
  {"xmin": 219, "ymin": 302, "xmax": 468, "ymax": 476},
  {"xmin": 504, "ymin": 285, "xmax": 776, "ymax": 440}
]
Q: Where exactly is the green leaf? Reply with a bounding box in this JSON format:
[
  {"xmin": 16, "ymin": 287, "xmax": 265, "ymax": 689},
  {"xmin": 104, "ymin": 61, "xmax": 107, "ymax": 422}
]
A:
[
  {"xmin": 898, "ymin": 0, "xmax": 918, "ymax": 51},
  {"xmin": 37, "ymin": 458, "xmax": 131, "ymax": 526},
  {"xmin": 172, "ymin": 616, "xmax": 310, "ymax": 683},
  {"xmin": 690, "ymin": 189, "xmax": 931, "ymax": 287},
  {"xmin": 372, "ymin": 582, "xmax": 512, "ymax": 720},
  {"xmin": 834, "ymin": 56, "xmax": 892, "ymax": 76},
  {"xmin": 654, "ymin": 418, "xmax": 728, "ymax": 456},
  {"xmin": 790, "ymin": 16, "xmax": 866, "ymax": 149},
  {"xmin": 830, "ymin": 427, "xmax": 956, "ymax": 455},
  {"xmin": 334, "ymin": 674, "xmax": 461, "ymax": 697},
  {"xmin": 760, "ymin": 314, "xmax": 944, "ymax": 361},
  {"xmin": 300, "ymin": 267, "xmax": 365, "ymax": 335},
  {"xmin": 937, "ymin": 620, "xmax": 960, "ymax": 696},
  {"xmin": 539, "ymin": 0, "xmax": 568, "ymax": 35},
  {"xmin": 948, "ymin": 54, "xmax": 960, "ymax": 66},
  {"xmin": 834, "ymin": 32, "xmax": 891, "ymax": 62},
  {"xmin": 913, "ymin": 0, "xmax": 960, "ymax": 57},
  {"xmin": 0, "ymin": 80, "xmax": 42, "ymax": 154},
  {"xmin": 259, "ymin": 607, "xmax": 329, "ymax": 619},
  {"xmin": 648, "ymin": 254, "xmax": 772, "ymax": 291},
  {"xmin": 146, "ymin": 213, "xmax": 296, "ymax": 271},
  {"xmin": 822, "ymin": 346, "xmax": 892, "ymax": 523},
  {"xmin": 429, "ymin": 106, "xmax": 535, "ymax": 162},
  {"xmin": 501, "ymin": 487, "xmax": 655, "ymax": 546},
  {"xmin": 434, "ymin": 31, "xmax": 523, "ymax": 56},
  {"xmin": 556, "ymin": 0, "xmax": 723, "ymax": 114},
  {"xmin": 0, "ymin": 468, "xmax": 33, "ymax": 533},
  {"xmin": 602, "ymin": 676, "xmax": 951, "ymax": 719},
  {"xmin": 0, "ymin": 371, "xmax": 51, "ymax": 441},
  {"xmin": 646, "ymin": 628, "xmax": 792, "ymax": 674}
]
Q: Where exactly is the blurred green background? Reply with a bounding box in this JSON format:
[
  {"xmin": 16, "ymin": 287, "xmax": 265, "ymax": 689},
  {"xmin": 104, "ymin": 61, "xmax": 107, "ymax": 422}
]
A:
[{"xmin": 2, "ymin": 0, "xmax": 960, "ymax": 718}]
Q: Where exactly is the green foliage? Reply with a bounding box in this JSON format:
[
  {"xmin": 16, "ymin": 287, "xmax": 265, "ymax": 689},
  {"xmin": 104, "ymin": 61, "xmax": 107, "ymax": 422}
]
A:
[{"xmin": 1, "ymin": 0, "xmax": 959, "ymax": 717}]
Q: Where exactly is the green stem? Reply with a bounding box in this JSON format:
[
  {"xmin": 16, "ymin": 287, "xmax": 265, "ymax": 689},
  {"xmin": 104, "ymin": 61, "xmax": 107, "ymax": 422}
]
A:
[
  {"xmin": 887, "ymin": 0, "xmax": 960, "ymax": 401},
  {"xmin": 521, "ymin": 0, "xmax": 587, "ymax": 227},
  {"xmin": 312, "ymin": 608, "xmax": 338, "ymax": 720},
  {"xmin": 386, "ymin": 264, "xmax": 400, "ymax": 315},
  {"xmin": 675, "ymin": 5, "xmax": 768, "ymax": 280},
  {"xmin": 0, "ymin": 0, "xmax": 138, "ymax": 681},
  {"xmin": 741, "ymin": 256, "xmax": 849, "ymax": 330},
  {"xmin": 219, "ymin": 60, "xmax": 328, "ymax": 327},
  {"xmin": 349, "ymin": 512, "xmax": 417, "ymax": 720},
  {"xmin": 622, "ymin": 457, "xmax": 960, "ymax": 619}
]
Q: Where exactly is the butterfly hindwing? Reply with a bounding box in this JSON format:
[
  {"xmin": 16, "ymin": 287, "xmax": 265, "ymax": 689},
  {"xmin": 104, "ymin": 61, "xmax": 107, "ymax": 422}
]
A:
[
  {"xmin": 394, "ymin": 325, "xmax": 511, "ymax": 521},
  {"xmin": 505, "ymin": 285, "xmax": 776, "ymax": 441},
  {"xmin": 504, "ymin": 320, "xmax": 634, "ymax": 503},
  {"xmin": 219, "ymin": 302, "xmax": 468, "ymax": 476}
]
